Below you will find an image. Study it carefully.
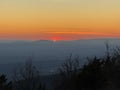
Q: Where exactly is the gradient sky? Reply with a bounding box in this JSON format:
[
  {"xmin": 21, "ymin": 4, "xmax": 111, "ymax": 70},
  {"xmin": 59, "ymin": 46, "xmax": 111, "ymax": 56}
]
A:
[{"xmin": 0, "ymin": 0, "xmax": 120, "ymax": 40}]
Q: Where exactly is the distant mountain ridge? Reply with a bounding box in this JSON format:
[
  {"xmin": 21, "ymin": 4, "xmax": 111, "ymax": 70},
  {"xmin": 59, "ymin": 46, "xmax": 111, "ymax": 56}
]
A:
[
  {"xmin": 0, "ymin": 38, "xmax": 120, "ymax": 78},
  {"xmin": 0, "ymin": 38, "xmax": 120, "ymax": 43}
]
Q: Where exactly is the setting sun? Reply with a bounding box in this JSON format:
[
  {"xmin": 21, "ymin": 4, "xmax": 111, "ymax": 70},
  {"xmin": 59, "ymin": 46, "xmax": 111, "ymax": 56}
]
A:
[{"xmin": 51, "ymin": 37, "xmax": 62, "ymax": 42}]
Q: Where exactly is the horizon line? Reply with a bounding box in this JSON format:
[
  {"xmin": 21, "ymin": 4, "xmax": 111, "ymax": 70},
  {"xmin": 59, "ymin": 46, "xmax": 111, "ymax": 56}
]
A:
[{"xmin": 0, "ymin": 37, "xmax": 120, "ymax": 42}]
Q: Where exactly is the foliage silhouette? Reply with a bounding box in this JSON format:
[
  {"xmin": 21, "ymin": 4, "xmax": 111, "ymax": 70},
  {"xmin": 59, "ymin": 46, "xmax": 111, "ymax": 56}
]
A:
[
  {"xmin": 54, "ymin": 47, "xmax": 120, "ymax": 90},
  {"xmin": 12, "ymin": 59, "xmax": 45, "ymax": 90},
  {"xmin": 0, "ymin": 75, "xmax": 12, "ymax": 90}
]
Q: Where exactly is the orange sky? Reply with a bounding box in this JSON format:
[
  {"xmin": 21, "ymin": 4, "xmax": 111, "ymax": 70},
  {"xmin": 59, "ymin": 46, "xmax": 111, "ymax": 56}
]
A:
[{"xmin": 0, "ymin": 0, "xmax": 120, "ymax": 40}]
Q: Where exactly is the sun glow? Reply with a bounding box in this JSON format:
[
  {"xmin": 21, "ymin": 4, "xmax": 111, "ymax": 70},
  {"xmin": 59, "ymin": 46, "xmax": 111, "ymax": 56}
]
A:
[
  {"xmin": 51, "ymin": 37, "xmax": 63, "ymax": 42},
  {"xmin": 52, "ymin": 37, "xmax": 58, "ymax": 42}
]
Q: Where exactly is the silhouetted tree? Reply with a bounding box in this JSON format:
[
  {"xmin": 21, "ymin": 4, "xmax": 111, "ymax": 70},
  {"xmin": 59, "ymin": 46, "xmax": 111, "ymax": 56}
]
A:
[
  {"xmin": 78, "ymin": 57, "xmax": 106, "ymax": 90},
  {"xmin": 12, "ymin": 58, "xmax": 45, "ymax": 90},
  {"xmin": 54, "ymin": 55, "xmax": 80, "ymax": 90},
  {"xmin": 0, "ymin": 74, "xmax": 12, "ymax": 90}
]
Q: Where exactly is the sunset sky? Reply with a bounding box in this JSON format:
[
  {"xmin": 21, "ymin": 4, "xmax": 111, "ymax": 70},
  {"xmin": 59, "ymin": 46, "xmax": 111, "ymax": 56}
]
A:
[{"xmin": 0, "ymin": 0, "xmax": 120, "ymax": 40}]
